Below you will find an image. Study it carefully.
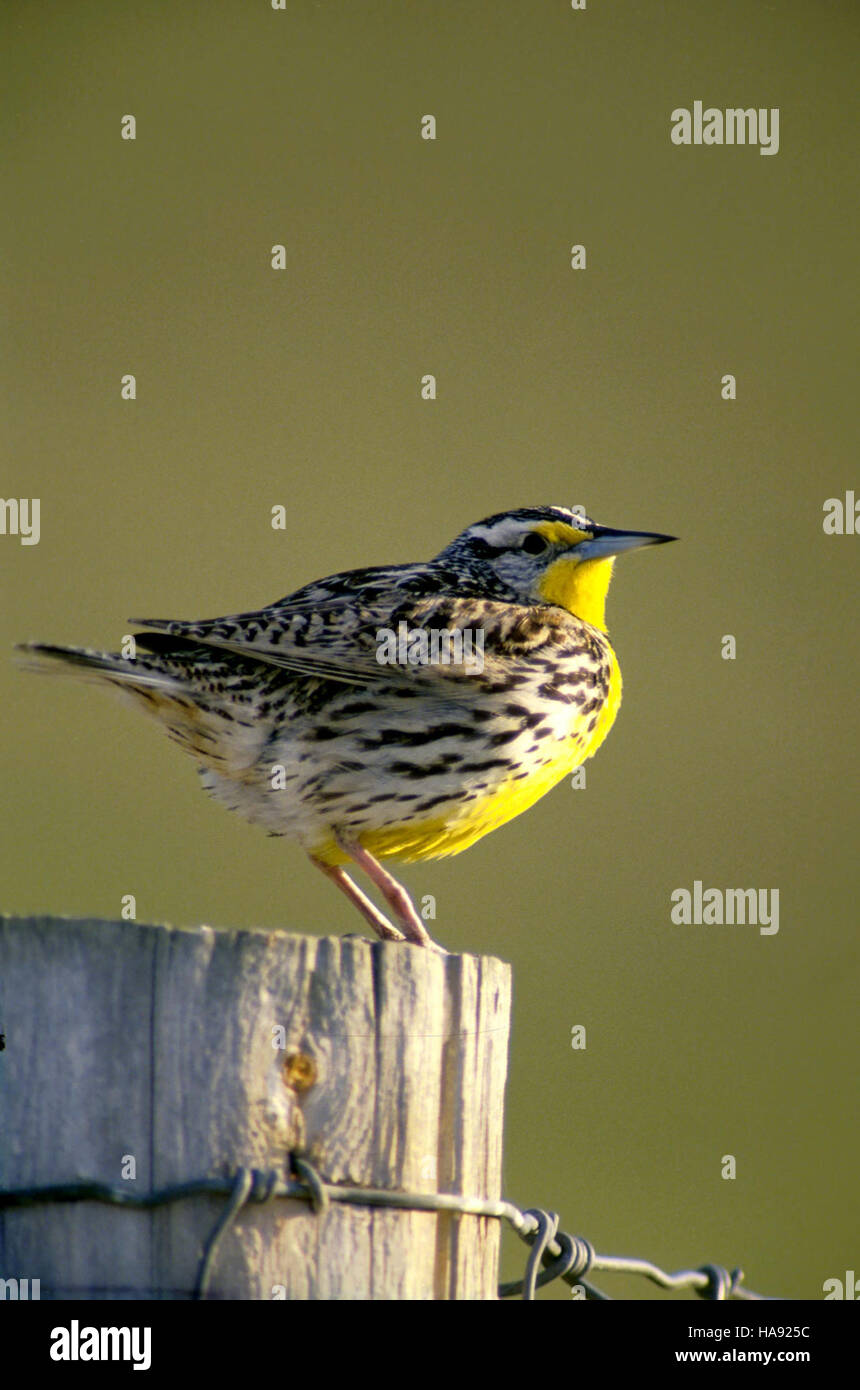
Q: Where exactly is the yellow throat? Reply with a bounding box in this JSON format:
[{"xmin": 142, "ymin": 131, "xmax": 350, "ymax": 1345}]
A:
[{"xmin": 536, "ymin": 554, "xmax": 616, "ymax": 631}]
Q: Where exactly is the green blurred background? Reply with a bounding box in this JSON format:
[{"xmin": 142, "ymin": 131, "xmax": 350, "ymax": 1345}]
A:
[{"xmin": 3, "ymin": 0, "xmax": 857, "ymax": 1299}]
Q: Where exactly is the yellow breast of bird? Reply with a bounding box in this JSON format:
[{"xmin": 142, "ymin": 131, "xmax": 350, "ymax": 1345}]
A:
[{"xmin": 318, "ymin": 644, "xmax": 623, "ymax": 865}]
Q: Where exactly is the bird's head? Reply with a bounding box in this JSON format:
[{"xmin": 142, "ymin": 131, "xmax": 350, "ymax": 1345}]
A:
[{"xmin": 438, "ymin": 505, "xmax": 675, "ymax": 630}]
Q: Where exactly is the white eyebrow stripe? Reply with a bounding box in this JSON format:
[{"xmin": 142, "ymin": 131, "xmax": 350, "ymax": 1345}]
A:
[{"xmin": 467, "ymin": 520, "xmax": 527, "ymax": 546}]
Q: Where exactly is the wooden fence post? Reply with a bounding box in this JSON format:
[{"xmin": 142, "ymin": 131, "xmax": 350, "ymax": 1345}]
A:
[{"xmin": 0, "ymin": 916, "xmax": 511, "ymax": 1300}]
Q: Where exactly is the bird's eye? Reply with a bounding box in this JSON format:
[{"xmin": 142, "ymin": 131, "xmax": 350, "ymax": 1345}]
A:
[{"xmin": 521, "ymin": 532, "xmax": 549, "ymax": 555}]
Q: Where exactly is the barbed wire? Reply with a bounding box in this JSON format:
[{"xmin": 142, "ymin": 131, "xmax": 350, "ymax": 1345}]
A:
[{"xmin": 0, "ymin": 1157, "xmax": 773, "ymax": 1300}]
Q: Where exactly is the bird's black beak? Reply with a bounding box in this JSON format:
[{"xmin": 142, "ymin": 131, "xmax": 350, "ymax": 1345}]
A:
[{"xmin": 576, "ymin": 527, "xmax": 677, "ymax": 560}]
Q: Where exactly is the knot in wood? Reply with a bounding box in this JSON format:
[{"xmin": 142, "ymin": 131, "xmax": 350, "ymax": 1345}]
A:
[{"xmin": 282, "ymin": 1051, "xmax": 317, "ymax": 1093}]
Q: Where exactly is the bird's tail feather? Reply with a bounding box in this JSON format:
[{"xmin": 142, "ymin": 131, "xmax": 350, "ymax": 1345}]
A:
[
  {"xmin": 14, "ymin": 642, "xmax": 188, "ymax": 694},
  {"xmin": 15, "ymin": 641, "xmax": 263, "ymax": 772}
]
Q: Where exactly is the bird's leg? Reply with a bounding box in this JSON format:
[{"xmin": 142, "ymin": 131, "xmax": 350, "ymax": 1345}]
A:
[
  {"xmin": 336, "ymin": 837, "xmax": 445, "ymax": 952},
  {"xmin": 310, "ymin": 857, "xmax": 406, "ymax": 943}
]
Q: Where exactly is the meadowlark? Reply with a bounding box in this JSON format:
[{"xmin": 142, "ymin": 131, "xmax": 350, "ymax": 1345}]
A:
[{"xmin": 18, "ymin": 506, "xmax": 674, "ymax": 950}]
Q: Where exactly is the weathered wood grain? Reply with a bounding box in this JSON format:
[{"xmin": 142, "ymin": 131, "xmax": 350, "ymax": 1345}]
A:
[{"xmin": 0, "ymin": 917, "xmax": 511, "ymax": 1299}]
